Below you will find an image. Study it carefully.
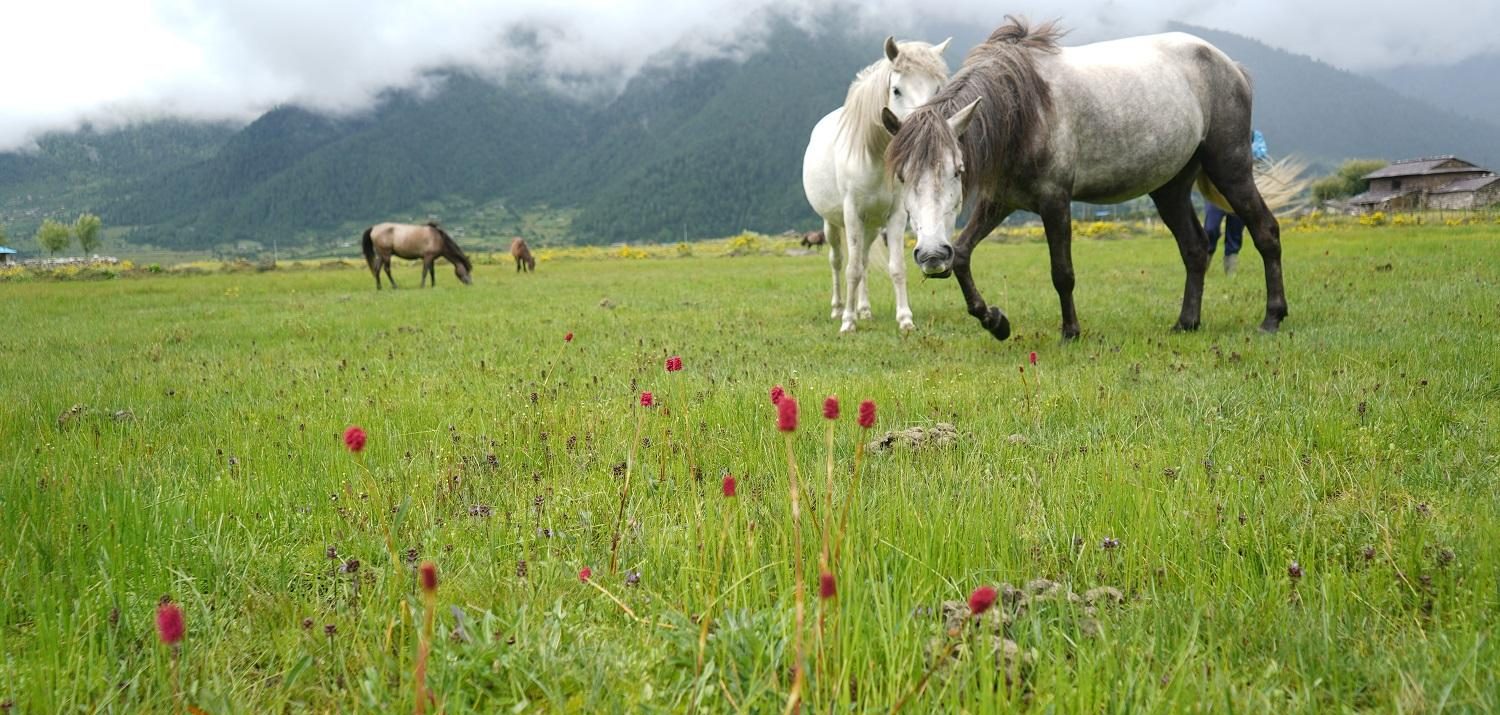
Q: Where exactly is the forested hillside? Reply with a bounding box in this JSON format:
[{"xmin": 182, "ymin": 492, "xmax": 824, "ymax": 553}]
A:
[{"xmin": 3, "ymin": 18, "xmax": 1497, "ymax": 253}]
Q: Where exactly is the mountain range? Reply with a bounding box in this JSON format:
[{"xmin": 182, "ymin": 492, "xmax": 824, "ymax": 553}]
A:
[{"xmin": 2, "ymin": 17, "xmax": 1497, "ymax": 255}]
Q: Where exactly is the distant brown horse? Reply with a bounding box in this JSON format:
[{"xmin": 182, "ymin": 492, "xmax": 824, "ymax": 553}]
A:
[
  {"xmin": 510, "ymin": 237, "xmax": 536, "ymax": 273},
  {"xmin": 362, "ymin": 222, "xmax": 472, "ymax": 289},
  {"xmin": 800, "ymin": 230, "xmax": 826, "ymax": 249}
]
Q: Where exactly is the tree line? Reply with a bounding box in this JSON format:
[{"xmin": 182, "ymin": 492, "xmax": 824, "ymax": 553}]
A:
[{"xmin": 31, "ymin": 213, "xmax": 104, "ymax": 257}]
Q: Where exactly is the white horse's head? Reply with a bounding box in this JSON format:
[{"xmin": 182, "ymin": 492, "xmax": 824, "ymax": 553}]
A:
[
  {"xmin": 884, "ymin": 36, "xmax": 951, "ymax": 120},
  {"xmin": 882, "ymin": 98, "xmax": 981, "ymax": 277}
]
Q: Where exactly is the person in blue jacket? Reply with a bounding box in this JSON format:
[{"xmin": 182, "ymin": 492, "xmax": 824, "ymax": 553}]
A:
[{"xmin": 1205, "ymin": 130, "xmax": 1269, "ymax": 275}]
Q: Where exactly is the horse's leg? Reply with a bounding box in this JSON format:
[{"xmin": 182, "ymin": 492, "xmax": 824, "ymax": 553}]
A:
[
  {"xmin": 839, "ymin": 201, "xmax": 868, "ymax": 333},
  {"xmin": 1038, "ymin": 199, "xmax": 1081, "ymax": 340},
  {"xmin": 1201, "ymin": 157, "xmax": 1285, "ymax": 332},
  {"xmin": 369, "ymin": 257, "xmax": 382, "ymax": 290},
  {"xmin": 384, "ymin": 256, "xmax": 397, "ymax": 289},
  {"xmin": 1150, "ymin": 163, "xmax": 1212, "ymax": 331},
  {"xmin": 825, "ymin": 221, "xmax": 846, "ymax": 321},
  {"xmin": 883, "ymin": 209, "xmax": 915, "ymax": 331},
  {"xmin": 1199, "ymin": 95, "xmax": 1286, "ymax": 332},
  {"xmin": 952, "ymin": 199, "xmax": 1013, "ymax": 340},
  {"xmin": 855, "ymin": 234, "xmax": 873, "ymax": 321}
]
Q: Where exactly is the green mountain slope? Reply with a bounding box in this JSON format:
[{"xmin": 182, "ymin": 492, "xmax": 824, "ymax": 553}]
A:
[{"xmin": 4, "ymin": 18, "xmax": 1499, "ymax": 254}]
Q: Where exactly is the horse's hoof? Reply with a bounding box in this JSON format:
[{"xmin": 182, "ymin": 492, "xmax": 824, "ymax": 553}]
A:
[
  {"xmin": 839, "ymin": 322, "xmax": 857, "ymax": 334},
  {"xmin": 981, "ymin": 308, "xmax": 1011, "ymax": 341},
  {"xmin": 899, "ymin": 319, "xmax": 916, "ymax": 332},
  {"xmin": 1258, "ymin": 318, "xmax": 1282, "ymax": 334},
  {"xmin": 831, "ymin": 308, "xmax": 843, "ymax": 320},
  {"xmin": 857, "ymin": 308, "xmax": 874, "ymax": 320},
  {"xmin": 1172, "ymin": 320, "xmax": 1201, "ymax": 333},
  {"xmin": 1061, "ymin": 326, "xmax": 1081, "ymax": 342}
]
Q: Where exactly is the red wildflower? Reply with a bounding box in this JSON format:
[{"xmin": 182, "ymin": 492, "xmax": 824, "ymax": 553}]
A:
[
  {"xmin": 579, "ymin": 566, "xmax": 592, "ymax": 583},
  {"xmin": 1029, "ymin": 351, "xmax": 1038, "ymax": 366},
  {"xmin": 823, "ymin": 395, "xmax": 840, "ymax": 420},
  {"xmin": 857, "ymin": 400, "xmax": 876, "ymax": 429},
  {"xmin": 665, "ymin": 355, "xmax": 683, "ymax": 372},
  {"xmin": 342, "ymin": 425, "xmax": 367, "ymax": 453},
  {"xmin": 564, "ymin": 332, "xmax": 574, "ymax": 343},
  {"xmin": 722, "ymin": 473, "xmax": 737, "ymax": 498},
  {"xmin": 819, "ymin": 571, "xmax": 836, "ymax": 599},
  {"xmin": 418, "ymin": 561, "xmax": 438, "ymax": 594},
  {"xmin": 770, "ymin": 384, "xmax": 785, "ymax": 405},
  {"xmin": 640, "ymin": 391, "xmax": 654, "ymax": 407},
  {"xmin": 968, "ymin": 585, "xmax": 998, "ymax": 616},
  {"xmin": 777, "ymin": 395, "xmax": 798, "ymax": 432},
  {"xmin": 155, "ymin": 602, "xmax": 185, "ymax": 645}
]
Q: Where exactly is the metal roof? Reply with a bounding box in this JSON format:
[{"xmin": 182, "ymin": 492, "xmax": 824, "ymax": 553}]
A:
[
  {"xmin": 1428, "ymin": 174, "xmax": 1500, "ymax": 194},
  {"xmin": 1347, "ymin": 188, "xmax": 1419, "ymax": 205},
  {"xmin": 0, "ymin": 246, "xmax": 17, "ymax": 254},
  {"xmin": 1363, "ymin": 156, "xmax": 1481, "ymax": 180}
]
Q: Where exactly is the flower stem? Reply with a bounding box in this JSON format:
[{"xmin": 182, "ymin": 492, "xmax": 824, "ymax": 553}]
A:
[
  {"xmin": 831, "ymin": 439, "xmax": 866, "ymax": 566},
  {"xmin": 609, "ymin": 407, "xmax": 644, "ymax": 574},
  {"xmin": 782, "ymin": 432, "xmax": 806, "ymax": 715}
]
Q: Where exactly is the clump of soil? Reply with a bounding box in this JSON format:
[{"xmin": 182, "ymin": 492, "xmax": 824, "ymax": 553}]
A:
[
  {"xmin": 868, "ymin": 422, "xmax": 958, "ymax": 453},
  {"xmin": 920, "ymin": 579, "xmax": 1130, "ymax": 685}
]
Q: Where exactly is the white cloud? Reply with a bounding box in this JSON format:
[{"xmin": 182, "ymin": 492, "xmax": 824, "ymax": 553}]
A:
[{"xmin": 1, "ymin": 0, "xmax": 1495, "ymax": 150}]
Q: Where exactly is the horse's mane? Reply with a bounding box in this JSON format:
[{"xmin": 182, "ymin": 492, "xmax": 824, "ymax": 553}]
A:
[
  {"xmin": 432, "ymin": 225, "xmax": 471, "ymax": 271},
  {"xmin": 836, "ymin": 41, "xmax": 949, "ymax": 163},
  {"xmin": 887, "ymin": 17, "xmax": 1061, "ymax": 193}
]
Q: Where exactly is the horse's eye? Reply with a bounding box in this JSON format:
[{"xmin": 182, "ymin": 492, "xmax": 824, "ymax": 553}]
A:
[{"xmin": 892, "ymin": 87, "xmax": 902, "ymax": 98}]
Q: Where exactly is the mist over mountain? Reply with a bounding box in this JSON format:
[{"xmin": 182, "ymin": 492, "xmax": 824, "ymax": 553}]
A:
[{"xmin": 3, "ymin": 16, "xmax": 1497, "ymax": 254}]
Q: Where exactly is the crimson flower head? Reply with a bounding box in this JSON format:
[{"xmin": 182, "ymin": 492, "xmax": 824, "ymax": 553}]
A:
[
  {"xmin": 342, "ymin": 425, "xmax": 366, "ymax": 453},
  {"xmin": 418, "ymin": 561, "xmax": 438, "ymax": 595},
  {"xmin": 819, "ymin": 571, "xmax": 836, "ymax": 600},
  {"xmin": 776, "ymin": 395, "xmax": 798, "ymax": 432},
  {"xmin": 968, "ymin": 585, "xmax": 998, "ymax": 616},
  {"xmin": 721, "ymin": 473, "xmax": 737, "ymax": 498},
  {"xmin": 857, "ymin": 400, "xmax": 876, "ymax": 429},
  {"xmin": 823, "ymin": 395, "xmax": 840, "ymax": 420},
  {"xmin": 665, "ymin": 355, "xmax": 683, "ymax": 372},
  {"xmin": 564, "ymin": 332, "xmax": 574, "ymax": 343},
  {"xmin": 770, "ymin": 384, "xmax": 785, "ymax": 405},
  {"xmin": 1029, "ymin": 351, "xmax": 1038, "ymax": 366},
  {"xmin": 640, "ymin": 391, "xmax": 654, "ymax": 408},
  {"xmin": 579, "ymin": 566, "xmax": 592, "ymax": 583},
  {"xmin": 156, "ymin": 602, "xmax": 185, "ymax": 646}
]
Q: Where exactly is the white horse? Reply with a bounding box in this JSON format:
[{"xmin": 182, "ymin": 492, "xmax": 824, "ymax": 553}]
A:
[{"xmin": 802, "ymin": 37, "xmax": 951, "ymax": 333}]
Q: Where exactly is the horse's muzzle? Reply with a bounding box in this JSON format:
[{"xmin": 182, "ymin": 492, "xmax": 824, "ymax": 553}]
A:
[{"xmin": 915, "ymin": 246, "xmax": 954, "ymax": 278}]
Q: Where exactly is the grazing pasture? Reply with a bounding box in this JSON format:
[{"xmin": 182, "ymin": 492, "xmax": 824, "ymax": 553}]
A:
[{"xmin": 2, "ymin": 227, "xmax": 1497, "ymax": 713}]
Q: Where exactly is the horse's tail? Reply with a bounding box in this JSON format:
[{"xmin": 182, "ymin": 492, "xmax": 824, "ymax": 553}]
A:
[
  {"xmin": 435, "ymin": 227, "xmax": 471, "ymax": 272},
  {"xmin": 1198, "ymin": 156, "xmax": 1311, "ymax": 216},
  {"xmin": 361, "ymin": 227, "xmax": 375, "ymax": 266}
]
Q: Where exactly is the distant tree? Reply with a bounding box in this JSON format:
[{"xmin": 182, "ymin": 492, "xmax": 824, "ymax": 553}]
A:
[
  {"xmin": 36, "ymin": 219, "xmax": 72, "ymax": 257},
  {"xmin": 0, "ymin": 222, "xmax": 8, "ymax": 246},
  {"xmin": 74, "ymin": 213, "xmax": 103, "ymax": 255},
  {"xmin": 1312, "ymin": 159, "xmax": 1389, "ymax": 202}
]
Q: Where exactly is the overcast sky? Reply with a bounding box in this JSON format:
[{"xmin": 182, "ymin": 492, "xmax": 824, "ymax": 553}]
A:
[{"xmin": 1, "ymin": 0, "xmax": 1496, "ymax": 151}]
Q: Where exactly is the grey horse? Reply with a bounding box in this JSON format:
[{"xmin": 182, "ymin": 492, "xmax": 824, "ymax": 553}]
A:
[{"xmin": 883, "ymin": 18, "xmax": 1287, "ymax": 341}]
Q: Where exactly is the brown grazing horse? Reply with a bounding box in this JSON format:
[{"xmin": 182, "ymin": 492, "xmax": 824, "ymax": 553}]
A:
[
  {"xmin": 510, "ymin": 237, "xmax": 536, "ymax": 272},
  {"xmin": 800, "ymin": 230, "xmax": 826, "ymax": 249},
  {"xmin": 361, "ymin": 222, "xmax": 472, "ymax": 289}
]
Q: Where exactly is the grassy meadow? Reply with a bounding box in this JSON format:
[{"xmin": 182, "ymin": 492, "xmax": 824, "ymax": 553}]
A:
[{"xmin": 2, "ymin": 226, "xmax": 1498, "ymax": 713}]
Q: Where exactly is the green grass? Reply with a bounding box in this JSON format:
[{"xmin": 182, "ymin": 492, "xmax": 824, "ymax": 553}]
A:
[{"xmin": 2, "ymin": 226, "xmax": 1497, "ymax": 713}]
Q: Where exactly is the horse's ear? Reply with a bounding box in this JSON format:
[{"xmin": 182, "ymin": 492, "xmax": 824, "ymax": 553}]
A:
[
  {"xmin": 935, "ymin": 37, "xmax": 952, "ymax": 55},
  {"xmin": 948, "ymin": 98, "xmax": 982, "ymax": 137},
  {"xmin": 881, "ymin": 107, "xmax": 902, "ymax": 136},
  {"xmin": 884, "ymin": 36, "xmax": 899, "ymax": 62}
]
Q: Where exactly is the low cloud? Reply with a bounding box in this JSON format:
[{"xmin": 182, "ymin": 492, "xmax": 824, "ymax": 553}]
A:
[{"xmin": 1, "ymin": 0, "xmax": 1495, "ymax": 150}]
